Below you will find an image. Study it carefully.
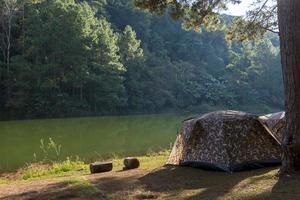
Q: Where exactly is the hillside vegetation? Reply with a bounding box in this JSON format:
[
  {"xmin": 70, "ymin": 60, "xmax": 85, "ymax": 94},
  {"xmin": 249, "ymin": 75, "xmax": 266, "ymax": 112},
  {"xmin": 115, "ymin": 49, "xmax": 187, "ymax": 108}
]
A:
[{"xmin": 0, "ymin": 0, "xmax": 283, "ymax": 120}]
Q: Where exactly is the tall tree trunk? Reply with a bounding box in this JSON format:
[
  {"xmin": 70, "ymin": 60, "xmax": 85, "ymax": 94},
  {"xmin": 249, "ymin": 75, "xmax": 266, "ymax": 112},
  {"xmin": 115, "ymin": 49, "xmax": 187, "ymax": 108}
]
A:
[{"xmin": 277, "ymin": 0, "xmax": 300, "ymax": 174}]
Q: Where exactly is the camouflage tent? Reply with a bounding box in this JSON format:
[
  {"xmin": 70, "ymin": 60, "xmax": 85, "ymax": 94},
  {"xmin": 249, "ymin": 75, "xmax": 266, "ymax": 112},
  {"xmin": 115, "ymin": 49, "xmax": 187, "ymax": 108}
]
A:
[
  {"xmin": 167, "ymin": 110, "xmax": 281, "ymax": 172},
  {"xmin": 259, "ymin": 111, "xmax": 285, "ymax": 143}
]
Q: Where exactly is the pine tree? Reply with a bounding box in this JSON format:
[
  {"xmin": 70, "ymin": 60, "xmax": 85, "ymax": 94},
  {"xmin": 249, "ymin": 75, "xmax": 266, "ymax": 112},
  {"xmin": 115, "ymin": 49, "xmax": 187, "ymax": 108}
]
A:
[
  {"xmin": 118, "ymin": 25, "xmax": 144, "ymax": 111},
  {"xmin": 87, "ymin": 19, "xmax": 126, "ymax": 113}
]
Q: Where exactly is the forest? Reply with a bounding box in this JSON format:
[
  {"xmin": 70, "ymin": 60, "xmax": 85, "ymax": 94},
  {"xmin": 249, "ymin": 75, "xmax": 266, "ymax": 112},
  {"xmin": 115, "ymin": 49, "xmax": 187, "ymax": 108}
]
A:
[{"xmin": 0, "ymin": 0, "xmax": 284, "ymax": 120}]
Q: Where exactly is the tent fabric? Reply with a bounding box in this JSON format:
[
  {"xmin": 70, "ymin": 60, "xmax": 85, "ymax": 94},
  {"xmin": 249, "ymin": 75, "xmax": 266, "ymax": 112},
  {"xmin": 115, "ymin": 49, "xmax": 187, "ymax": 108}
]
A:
[
  {"xmin": 167, "ymin": 110, "xmax": 282, "ymax": 172},
  {"xmin": 259, "ymin": 111, "xmax": 285, "ymax": 143}
]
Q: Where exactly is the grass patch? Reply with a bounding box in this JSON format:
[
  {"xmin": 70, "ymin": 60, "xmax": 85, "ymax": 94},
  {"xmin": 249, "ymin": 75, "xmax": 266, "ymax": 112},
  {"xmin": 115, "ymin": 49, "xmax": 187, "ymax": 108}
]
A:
[
  {"xmin": 18, "ymin": 150, "xmax": 169, "ymax": 181},
  {"xmin": 0, "ymin": 178, "xmax": 10, "ymax": 185},
  {"xmin": 62, "ymin": 178, "xmax": 100, "ymax": 194},
  {"xmin": 20, "ymin": 157, "xmax": 88, "ymax": 180},
  {"xmin": 138, "ymin": 149, "xmax": 170, "ymax": 171},
  {"xmin": 111, "ymin": 149, "xmax": 170, "ymax": 171}
]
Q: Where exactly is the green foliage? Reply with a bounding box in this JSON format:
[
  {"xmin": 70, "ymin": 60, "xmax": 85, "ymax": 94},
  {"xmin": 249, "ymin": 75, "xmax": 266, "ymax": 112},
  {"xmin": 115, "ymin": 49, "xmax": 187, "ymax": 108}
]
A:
[
  {"xmin": 119, "ymin": 25, "xmax": 143, "ymax": 62},
  {"xmin": 134, "ymin": 0, "xmax": 225, "ymax": 31},
  {"xmin": 39, "ymin": 138, "xmax": 62, "ymax": 162},
  {"xmin": 134, "ymin": 0, "xmax": 278, "ymax": 41},
  {"xmin": 226, "ymin": 35, "xmax": 283, "ymax": 107},
  {"xmin": 86, "ymin": 18, "xmax": 126, "ymax": 113},
  {"xmin": 0, "ymin": 0, "xmax": 284, "ymax": 120}
]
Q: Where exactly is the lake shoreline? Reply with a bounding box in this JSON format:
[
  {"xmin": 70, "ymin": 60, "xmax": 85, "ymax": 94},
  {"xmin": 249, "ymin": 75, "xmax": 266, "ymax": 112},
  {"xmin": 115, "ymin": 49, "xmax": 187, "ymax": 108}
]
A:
[
  {"xmin": 0, "ymin": 150, "xmax": 170, "ymax": 182},
  {"xmin": 0, "ymin": 113, "xmax": 188, "ymax": 172}
]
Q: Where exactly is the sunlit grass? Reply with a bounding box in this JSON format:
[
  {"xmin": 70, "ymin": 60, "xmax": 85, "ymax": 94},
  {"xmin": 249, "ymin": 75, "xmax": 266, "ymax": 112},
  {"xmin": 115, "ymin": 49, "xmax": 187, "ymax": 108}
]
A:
[
  {"xmin": 0, "ymin": 178, "xmax": 10, "ymax": 185},
  {"xmin": 112, "ymin": 149, "xmax": 170, "ymax": 171},
  {"xmin": 14, "ymin": 150, "xmax": 170, "ymax": 181},
  {"xmin": 20, "ymin": 157, "xmax": 88, "ymax": 180}
]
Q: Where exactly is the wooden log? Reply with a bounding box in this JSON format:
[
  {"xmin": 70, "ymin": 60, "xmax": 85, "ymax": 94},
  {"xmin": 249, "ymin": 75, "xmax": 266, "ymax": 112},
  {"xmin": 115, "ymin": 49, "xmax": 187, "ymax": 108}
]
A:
[
  {"xmin": 123, "ymin": 157, "xmax": 140, "ymax": 170},
  {"xmin": 90, "ymin": 161, "xmax": 113, "ymax": 174}
]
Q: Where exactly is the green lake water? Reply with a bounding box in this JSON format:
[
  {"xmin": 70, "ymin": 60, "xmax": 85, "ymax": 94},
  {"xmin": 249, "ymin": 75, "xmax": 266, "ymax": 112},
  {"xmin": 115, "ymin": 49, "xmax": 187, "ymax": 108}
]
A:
[{"xmin": 0, "ymin": 113, "xmax": 191, "ymax": 172}]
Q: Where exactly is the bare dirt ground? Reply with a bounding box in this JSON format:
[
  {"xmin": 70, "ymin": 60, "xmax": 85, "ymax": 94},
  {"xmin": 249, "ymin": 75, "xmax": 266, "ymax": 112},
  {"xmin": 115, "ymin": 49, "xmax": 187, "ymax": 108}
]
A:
[{"xmin": 1, "ymin": 166, "xmax": 300, "ymax": 200}]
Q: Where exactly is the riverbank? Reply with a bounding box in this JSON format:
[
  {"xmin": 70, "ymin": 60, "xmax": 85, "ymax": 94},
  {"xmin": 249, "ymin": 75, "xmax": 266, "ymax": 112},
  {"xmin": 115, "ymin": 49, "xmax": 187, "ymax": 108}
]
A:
[
  {"xmin": 0, "ymin": 113, "xmax": 187, "ymax": 172},
  {"xmin": 0, "ymin": 151, "xmax": 300, "ymax": 200}
]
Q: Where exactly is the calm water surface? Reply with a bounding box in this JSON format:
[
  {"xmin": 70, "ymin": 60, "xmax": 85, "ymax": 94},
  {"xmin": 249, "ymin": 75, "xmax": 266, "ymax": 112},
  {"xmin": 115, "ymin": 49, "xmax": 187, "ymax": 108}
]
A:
[{"xmin": 0, "ymin": 113, "xmax": 191, "ymax": 172}]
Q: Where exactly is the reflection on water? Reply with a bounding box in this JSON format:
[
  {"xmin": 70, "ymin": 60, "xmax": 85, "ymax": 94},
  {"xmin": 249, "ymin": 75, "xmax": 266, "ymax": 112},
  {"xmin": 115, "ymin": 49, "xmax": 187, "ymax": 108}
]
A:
[{"xmin": 0, "ymin": 113, "xmax": 191, "ymax": 171}]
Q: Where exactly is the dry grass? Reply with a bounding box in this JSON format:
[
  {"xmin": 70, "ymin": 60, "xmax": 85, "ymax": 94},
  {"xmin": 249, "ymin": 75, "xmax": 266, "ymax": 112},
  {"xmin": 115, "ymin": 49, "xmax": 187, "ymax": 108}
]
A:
[{"xmin": 1, "ymin": 152, "xmax": 300, "ymax": 200}]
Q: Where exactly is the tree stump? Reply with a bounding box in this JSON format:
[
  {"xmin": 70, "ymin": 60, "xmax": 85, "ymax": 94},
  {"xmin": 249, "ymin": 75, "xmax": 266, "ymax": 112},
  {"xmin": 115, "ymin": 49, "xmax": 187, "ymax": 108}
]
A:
[
  {"xmin": 123, "ymin": 157, "xmax": 140, "ymax": 170},
  {"xmin": 90, "ymin": 161, "xmax": 113, "ymax": 174}
]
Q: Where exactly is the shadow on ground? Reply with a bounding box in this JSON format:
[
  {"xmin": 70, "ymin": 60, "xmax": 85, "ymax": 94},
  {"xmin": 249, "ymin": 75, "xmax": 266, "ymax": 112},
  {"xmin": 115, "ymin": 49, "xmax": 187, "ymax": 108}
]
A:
[
  {"xmin": 90, "ymin": 166, "xmax": 280, "ymax": 200},
  {"xmin": 247, "ymin": 173, "xmax": 300, "ymax": 200},
  {"xmin": 138, "ymin": 166, "xmax": 275, "ymax": 200},
  {"xmin": 0, "ymin": 180, "xmax": 105, "ymax": 200},
  {"xmin": 2, "ymin": 166, "xmax": 300, "ymax": 200}
]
